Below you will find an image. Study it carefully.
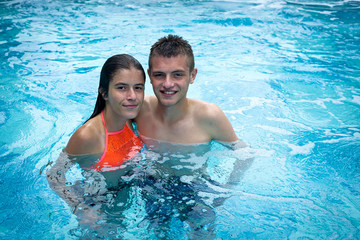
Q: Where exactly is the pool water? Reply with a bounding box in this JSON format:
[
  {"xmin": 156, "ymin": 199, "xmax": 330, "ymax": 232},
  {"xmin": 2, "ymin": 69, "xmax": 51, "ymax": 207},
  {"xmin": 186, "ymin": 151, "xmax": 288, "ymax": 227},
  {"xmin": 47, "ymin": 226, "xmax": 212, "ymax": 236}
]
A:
[{"xmin": 1, "ymin": 0, "xmax": 360, "ymax": 239}]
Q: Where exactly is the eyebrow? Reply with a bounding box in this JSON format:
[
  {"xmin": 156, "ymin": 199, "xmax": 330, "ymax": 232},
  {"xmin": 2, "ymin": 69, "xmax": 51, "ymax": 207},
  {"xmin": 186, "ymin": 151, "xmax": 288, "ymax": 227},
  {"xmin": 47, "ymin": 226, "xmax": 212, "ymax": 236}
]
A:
[
  {"xmin": 113, "ymin": 82, "xmax": 144, "ymax": 87},
  {"xmin": 152, "ymin": 70, "xmax": 186, "ymax": 74},
  {"xmin": 114, "ymin": 82, "xmax": 128, "ymax": 86}
]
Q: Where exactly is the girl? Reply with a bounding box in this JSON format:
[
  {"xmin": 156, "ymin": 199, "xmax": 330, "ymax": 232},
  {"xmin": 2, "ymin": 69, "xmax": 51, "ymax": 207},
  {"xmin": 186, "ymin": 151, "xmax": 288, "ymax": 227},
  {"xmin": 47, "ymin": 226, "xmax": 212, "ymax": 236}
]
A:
[
  {"xmin": 47, "ymin": 54, "xmax": 146, "ymax": 231},
  {"xmin": 65, "ymin": 54, "xmax": 145, "ymax": 172}
]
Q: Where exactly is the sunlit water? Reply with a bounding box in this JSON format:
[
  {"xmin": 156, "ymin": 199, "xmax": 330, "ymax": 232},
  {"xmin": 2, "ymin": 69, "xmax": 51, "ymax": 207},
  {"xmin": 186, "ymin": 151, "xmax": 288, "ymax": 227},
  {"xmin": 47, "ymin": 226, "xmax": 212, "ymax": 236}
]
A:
[{"xmin": 1, "ymin": 0, "xmax": 359, "ymax": 239}]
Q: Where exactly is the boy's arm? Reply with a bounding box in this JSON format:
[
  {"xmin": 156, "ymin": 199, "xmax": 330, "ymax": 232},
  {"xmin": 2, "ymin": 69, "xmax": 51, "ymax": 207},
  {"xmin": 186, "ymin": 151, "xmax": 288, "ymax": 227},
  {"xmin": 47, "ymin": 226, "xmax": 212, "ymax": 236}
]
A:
[{"xmin": 202, "ymin": 103, "xmax": 245, "ymax": 145}]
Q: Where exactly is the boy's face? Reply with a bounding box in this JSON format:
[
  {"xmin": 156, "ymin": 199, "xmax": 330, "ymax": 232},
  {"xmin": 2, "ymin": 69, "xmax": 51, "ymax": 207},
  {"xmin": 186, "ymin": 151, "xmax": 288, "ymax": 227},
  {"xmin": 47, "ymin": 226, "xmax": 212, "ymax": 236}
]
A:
[{"xmin": 148, "ymin": 54, "xmax": 197, "ymax": 107}]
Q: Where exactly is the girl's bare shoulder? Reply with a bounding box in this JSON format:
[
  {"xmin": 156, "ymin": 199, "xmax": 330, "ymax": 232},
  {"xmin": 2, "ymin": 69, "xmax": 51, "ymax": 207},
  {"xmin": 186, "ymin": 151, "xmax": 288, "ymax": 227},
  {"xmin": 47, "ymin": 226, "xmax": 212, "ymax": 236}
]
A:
[{"xmin": 65, "ymin": 115, "xmax": 104, "ymax": 155}]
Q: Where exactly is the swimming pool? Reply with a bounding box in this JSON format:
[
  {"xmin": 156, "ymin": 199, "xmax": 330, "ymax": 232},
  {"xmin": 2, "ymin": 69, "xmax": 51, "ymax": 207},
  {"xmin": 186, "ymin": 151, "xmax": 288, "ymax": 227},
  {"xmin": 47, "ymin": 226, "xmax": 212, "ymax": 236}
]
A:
[{"xmin": 1, "ymin": 0, "xmax": 359, "ymax": 239}]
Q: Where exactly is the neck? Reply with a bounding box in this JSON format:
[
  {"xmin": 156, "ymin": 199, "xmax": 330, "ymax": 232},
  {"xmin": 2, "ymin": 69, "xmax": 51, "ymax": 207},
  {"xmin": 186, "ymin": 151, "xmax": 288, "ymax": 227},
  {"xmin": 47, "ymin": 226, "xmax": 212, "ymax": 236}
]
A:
[
  {"xmin": 156, "ymin": 98, "xmax": 189, "ymax": 124},
  {"xmin": 102, "ymin": 108, "xmax": 127, "ymax": 132}
]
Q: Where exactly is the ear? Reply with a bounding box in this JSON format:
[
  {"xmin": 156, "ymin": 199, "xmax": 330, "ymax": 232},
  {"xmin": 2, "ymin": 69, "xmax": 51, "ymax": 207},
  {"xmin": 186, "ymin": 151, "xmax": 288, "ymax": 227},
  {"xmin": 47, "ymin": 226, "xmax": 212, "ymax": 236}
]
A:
[
  {"xmin": 190, "ymin": 68, "xmax": 197, "ymax": 84},
  {"xmin": 147, "ymin": 69, "xmax": 153, "ymax": 84},
  {"xmin": 99, "ymin": 88, "xmax": 108, "ymax": 100}
]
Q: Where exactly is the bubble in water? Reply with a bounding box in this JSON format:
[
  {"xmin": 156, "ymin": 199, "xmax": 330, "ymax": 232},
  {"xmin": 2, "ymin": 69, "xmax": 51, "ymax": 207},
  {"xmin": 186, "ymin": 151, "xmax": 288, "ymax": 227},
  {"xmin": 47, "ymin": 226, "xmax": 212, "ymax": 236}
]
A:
[{"xmin": 65, "ymin": 181, "xmax": 73, "ymax": 186}]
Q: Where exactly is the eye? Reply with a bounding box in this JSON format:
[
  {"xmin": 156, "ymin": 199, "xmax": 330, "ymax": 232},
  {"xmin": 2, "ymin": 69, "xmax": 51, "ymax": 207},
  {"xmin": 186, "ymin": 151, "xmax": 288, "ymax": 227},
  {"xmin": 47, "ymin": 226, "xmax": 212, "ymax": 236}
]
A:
[
  {"xmin": 135, "ymin": 86, "xmax": 144, "ymax": 91},
  {"xmin": 116, "ymin": 85, "xmax": 126, "ymax": 90},
  {"xmin": 173, "ymin": 72, "xmax": 185, "ymax": 78},
  {"xmin": 153, "ymin": 72, "xmax": 164, "ymax": 78}
]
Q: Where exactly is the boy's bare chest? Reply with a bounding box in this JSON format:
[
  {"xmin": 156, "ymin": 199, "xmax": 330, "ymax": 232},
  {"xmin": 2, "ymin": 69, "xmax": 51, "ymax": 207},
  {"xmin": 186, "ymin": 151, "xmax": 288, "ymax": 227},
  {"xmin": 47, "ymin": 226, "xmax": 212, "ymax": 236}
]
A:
[{"xmin": 138, "ymin": 116, "xmax": 210, "ymax": 144}]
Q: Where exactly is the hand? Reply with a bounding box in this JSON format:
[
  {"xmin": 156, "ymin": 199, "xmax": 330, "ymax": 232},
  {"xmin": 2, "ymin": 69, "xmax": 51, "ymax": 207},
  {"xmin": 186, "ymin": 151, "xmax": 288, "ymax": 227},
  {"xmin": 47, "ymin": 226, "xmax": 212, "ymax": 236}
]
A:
[{"xmin": 74, "ymin": 203, "xmax": 103, "ymax": 230}]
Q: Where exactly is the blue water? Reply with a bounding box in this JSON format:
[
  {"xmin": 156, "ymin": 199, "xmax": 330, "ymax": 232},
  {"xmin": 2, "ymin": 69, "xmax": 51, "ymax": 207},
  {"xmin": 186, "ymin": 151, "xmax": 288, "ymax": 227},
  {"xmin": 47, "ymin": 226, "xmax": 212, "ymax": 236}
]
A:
[{"xmin": 1, "ymin": 0, "xmax": 360, "ymax": 239}]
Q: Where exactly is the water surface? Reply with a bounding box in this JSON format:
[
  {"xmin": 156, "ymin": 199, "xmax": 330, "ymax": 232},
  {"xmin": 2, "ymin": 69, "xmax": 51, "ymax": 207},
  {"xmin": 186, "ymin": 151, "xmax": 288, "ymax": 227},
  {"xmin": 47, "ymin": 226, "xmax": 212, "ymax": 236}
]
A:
[{"xmin": 0, "ymin": 0, "xmax": 359, "ymax": 239}]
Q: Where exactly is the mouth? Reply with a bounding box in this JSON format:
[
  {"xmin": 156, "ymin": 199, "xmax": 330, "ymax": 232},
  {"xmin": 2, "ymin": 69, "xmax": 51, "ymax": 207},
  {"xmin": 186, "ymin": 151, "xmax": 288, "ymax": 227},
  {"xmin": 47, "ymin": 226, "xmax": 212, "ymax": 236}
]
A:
[
  {"xmin": 160, "ymin": 90, "xmax": 177, "ymax": 97},
  {"xmin": 123, "ymin": 104, "xmax": 138, "ymax": 109}
]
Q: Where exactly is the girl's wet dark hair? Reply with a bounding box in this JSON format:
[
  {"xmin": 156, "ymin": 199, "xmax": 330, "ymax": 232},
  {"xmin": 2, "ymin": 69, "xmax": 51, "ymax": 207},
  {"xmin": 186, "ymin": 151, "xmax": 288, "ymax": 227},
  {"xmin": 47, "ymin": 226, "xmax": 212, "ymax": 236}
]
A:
[{"xmin": 87, "ymin": 54, "xmax": 145, "ymax": 122}]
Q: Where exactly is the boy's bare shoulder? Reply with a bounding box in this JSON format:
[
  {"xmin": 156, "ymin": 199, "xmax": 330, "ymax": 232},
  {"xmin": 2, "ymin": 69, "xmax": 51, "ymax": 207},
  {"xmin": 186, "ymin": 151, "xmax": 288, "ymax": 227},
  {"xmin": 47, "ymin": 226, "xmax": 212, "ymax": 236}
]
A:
[
  {"xmin": 190, "ymin": 98, "xmax": 223, "ymax": 120},
  {"xmin": 137, "ymin": 95, "xmax": 156, "ymax": 118},
  {"xmin": 143, "ymin": 94, "xmax": 157, "ymax": 101},
  {"xmin": 190, "ymin": 98, "xmax": 239, "ymax": 142}
]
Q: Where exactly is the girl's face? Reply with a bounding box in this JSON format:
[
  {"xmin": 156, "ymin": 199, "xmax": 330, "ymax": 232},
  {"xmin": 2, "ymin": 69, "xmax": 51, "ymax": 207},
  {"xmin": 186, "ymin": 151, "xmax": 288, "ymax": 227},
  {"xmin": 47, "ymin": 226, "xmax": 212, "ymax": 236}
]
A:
[{"xmin": 105, "ymin": 67, "xmax": 145, "ymax": 120}]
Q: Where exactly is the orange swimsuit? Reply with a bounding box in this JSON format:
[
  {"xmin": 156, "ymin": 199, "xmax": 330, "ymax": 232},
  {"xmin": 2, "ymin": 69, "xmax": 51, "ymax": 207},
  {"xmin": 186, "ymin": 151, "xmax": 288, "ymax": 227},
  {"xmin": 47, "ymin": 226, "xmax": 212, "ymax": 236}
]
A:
[{"xmin": 93, "ymin": 111, "xmax": 143, "ymax": 172}]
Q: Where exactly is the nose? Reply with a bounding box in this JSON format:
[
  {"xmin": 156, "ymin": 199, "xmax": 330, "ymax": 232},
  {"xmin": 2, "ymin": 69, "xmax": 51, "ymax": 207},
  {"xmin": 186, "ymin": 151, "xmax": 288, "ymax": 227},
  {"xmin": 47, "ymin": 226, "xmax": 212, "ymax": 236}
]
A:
[
  {"xmin": 127, "ymin": 88, "xmax": 136, "ymax": 100},
  {"xmin": 163, "ymin": 75, "xmax": 174, "ymax": 89}
]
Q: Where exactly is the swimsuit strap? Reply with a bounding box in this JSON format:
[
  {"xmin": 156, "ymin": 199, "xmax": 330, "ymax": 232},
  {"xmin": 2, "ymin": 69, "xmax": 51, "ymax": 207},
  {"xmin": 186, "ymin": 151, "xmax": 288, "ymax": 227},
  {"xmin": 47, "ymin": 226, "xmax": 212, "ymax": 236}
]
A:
[
  {"xmin": 99, "ymin": 111, "xmax": 109, "ymax": 168},
  {"xmin": 101, "ymin": 111, "xmax": 127, "ymax": 135},
  {"xmin": 101, "ymin": 111, "xmax": 108, "ymax": 135}
]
